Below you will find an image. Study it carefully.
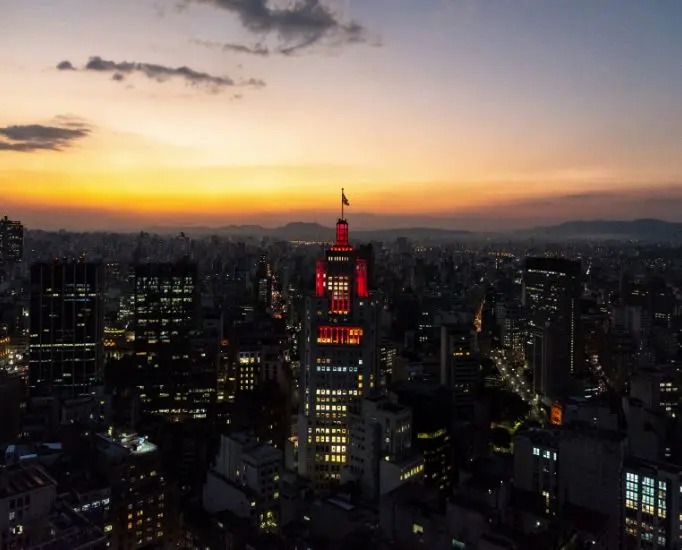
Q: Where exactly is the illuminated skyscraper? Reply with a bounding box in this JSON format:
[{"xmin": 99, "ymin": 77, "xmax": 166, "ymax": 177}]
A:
[
  {"xmin": 0, "ymin": 215, "xmax": 24, "ymax": 264},
  {"xmin": 129, "ymin": 262, "xmax": 214, "ymax": 421},
  {"xmin": 523, "ymin": 257, "xmax": 582, "ymax": 400},
  {"xmin": 297, "ymin": 214, "xmax": 379, "ymax": 491},
  {"xmin": 29, "ymin": 261, "xmax": 104, "ymax": 398},
  {"xmin": 256, "ymin": 253, "xmax": 273, "ymax": 309}
]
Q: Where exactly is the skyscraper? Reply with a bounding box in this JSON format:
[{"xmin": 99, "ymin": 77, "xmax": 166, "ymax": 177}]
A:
[
  {"xmin": 523, "ymin": 257, "xmax": 581, "ymax": 400},
  {"xmin": 297, "ymin": 217, "xmax": 379, "ymax": 491},
  {"xmin": 440, "ymin": 323, "xmax": 481, "ymax": 419},
  {"xmin": 29, "ymin": 261, "xmax": 104, "ymax": 398},
  {"xmin": 128, "ymin": 262, "xmax": 214, "ymax": 421},
  {"xmin": 256, "ymin": 253, "xmax": 273, "ymax": 309},
  {"xmin": 0, "ymin": 215, "xmax": 24, "ymax": 264}
]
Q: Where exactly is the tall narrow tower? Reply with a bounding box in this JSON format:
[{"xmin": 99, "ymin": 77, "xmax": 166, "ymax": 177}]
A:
[{"xmin": 297, "ymin": 212, "xmax": 379, "ymax": 491}]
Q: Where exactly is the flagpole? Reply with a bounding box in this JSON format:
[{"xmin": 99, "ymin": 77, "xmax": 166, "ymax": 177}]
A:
[{"xmin": 341, "ymin": 187, "xmax": 344, "ymax": 219}]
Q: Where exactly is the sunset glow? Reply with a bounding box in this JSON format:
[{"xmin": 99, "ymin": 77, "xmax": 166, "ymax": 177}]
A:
[{"xmin": 2, "ymin": 0, "xmax": 682, "ymax": 230}]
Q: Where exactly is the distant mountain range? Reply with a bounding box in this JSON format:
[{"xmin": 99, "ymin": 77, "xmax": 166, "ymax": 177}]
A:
[
  {"xmin": 519, "ymin": 219, "xmax": 682, "ymax": 241},
  {"xmin": 144, "ymin": 218, "xmax": 682, "ymax": 242},
  {"xmin": 146, "ymin": 222, "xmax": 474, "ymax": 242}
]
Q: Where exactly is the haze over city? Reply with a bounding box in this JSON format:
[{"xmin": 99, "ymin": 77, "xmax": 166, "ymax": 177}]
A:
[{"xmin": 2, "ymin": 0, "xmax": 682, "ymax": 230}]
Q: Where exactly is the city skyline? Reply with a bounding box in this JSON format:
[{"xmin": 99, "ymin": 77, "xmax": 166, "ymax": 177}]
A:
[{"xmin": 2, "ymin": 0, "xmax": 682, "ymax": 230}]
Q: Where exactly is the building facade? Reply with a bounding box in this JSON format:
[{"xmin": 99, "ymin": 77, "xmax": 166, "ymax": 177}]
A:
[
  {"xmin": 297, "ymin": 218, "xmax": 379, "ymax": 491},
  {"xmin": 130, "ymin": 262, "xmax": 214, "ymax": 420},
  {"xmin": 0, "ymin": 216, "xmax": 23, "ymax": 264},
  {"xmin": 523, "ymin": 257, "xmax": 582, "ymax": 400},
  {"xmin": 29, "ymin": 261, "xmax": 104, "ymax": 398},
  {"xmin": 440, "ymin": 323, "xmax": 481, "ymax": 419}
]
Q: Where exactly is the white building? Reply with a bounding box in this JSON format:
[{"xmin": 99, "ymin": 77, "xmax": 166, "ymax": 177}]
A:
[
  {"xmin": 203, "ymin": 433, "xmax": 282, "ymax": 531},
  {"xmin": 343, "ymin": 396, "xmax": 423, "ymax": 500}
]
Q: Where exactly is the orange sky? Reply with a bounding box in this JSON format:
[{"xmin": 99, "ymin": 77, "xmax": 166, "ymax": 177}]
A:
[{"xmin": 2, "ymin": 0, "xmax": 682, "ymax": 229}]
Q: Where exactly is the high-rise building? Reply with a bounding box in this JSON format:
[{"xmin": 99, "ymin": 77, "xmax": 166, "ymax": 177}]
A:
[
  {"xmin": 623, "ymin": 457, "xmax": 682, "ymax": 550},
  {"xmin": 440, "ymin": 323, "xmax": 481, "ymax": 419},
  {"xmin": 523, "ymin": 257, "xmax": 582, "ymax": 400},
  {"xmin": 514, "ymin": 425, "xmax": 626, "ymax": 549},
  {"xmin": 29, "ymin": 261, "xmax": 104, "ymax": 398},
  {"xmin": 391, "ymin": 381, "xmax": 454, "ymax": 502},
  {"xmin": 297, "ymin": 217, "xmax": 379, "ymax": 491},
  {"xmin": 128, "ymin": 262, "xmax": 214, "ymax": 421},
  {"xmin": 0, "ymin": 215, "xmax": 24, "ymax": 264},
  {"xmin": 95, "ymin": 432, "xmax": 175, "ymax": 550},
  {"xmin": 132, "ymin": 262, "xmax": 196, "ymax": 349},
  {"xmin": 344, "ymin": 395, "xmax": 423, "ymax": 501},
  {"xmin": 255, "ymin": 253, "xmax": 273, "ymax": 309}
]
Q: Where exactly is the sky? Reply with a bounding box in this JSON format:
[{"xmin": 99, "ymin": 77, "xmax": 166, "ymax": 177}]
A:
[{"xmin": 1, "ymin": 0, "xmax": 682, "ymax": 231}]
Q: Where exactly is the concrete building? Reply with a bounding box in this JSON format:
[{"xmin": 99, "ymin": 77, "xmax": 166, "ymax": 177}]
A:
[
  {"xmin": 203, "ymin": 432, "xmax": 282, "ymax": 532},
  {"xmin": 343, "ymin": 396, "xmax": 423, "ymax": 500},
  {"xmin": 623, "ymin": 457, "xmax": 682, "ymax": 550},
  {"xmin": 630, "ymin": 366, "xmax": 680, "ymax": 419},
  {"xmin": 94, "ymin": 432, "xmax": 174, "ymax": 549},
  {"xmin": 440, "ymin": 323, "xmax": 481, "ymax": 419},
  {"xmin": 0, "ymin": 463, "xmax": 57, "ymax": 549},
  {"xmin": 297, "ymin": 217, "xmax": 379, "ymax": 491}
]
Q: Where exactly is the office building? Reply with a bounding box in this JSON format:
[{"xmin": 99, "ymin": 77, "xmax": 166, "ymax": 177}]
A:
[
  {"xmin": 523, "ymin": 257, "xmax": 582, "ymax": 400},
  {"xmin": 513, "ymin": 429, "xmax": 560, "ymax": 515},
  {"xmin": 255, "ymin": 253, "xmax": 273, "ymax": 309},
  {"xmin": 0, "ymin": 215, "xmax": 23, "ymax": 264},
  {"xmin": 95, "ymin": 432, "xmax": 174, "ymax": 550},
  {"xmin": 297, "ymin": 217, "xmax": 379, "ymax": 491},
  {"xmin": 392, "ymin": 381, "xmax": 455, "ymax": 501},
  {"xmin": 0, "ymin": 463, "xmax": 57, "ymax": 549},
  {"xmin": 29, "ymin": 261, "xmax": 104, "ymax": 398},
  {"xmin": 130, "ymin": 262, "xmax": 214, "ymax": 420},
  {"xmin": 203, "ymin": 433, "xmax": 282, "ymax": 532},
  {"xmin": 344, "ymin": 395, "xmax": 423, "ymax": 500},
  {"xmin": 514, "ymin": 425, "xmax": 626, "ymax": 549},
  {"xmin": 630, "ymin": 366, "xmax": 680, "ymax": 419},
  {"xmin": 440, "ymin": 323, "xmax": 481, "ymax": 419},
  {"xmin": 623, "ymin": 458, "xmax": 682, "ymax": 550}
]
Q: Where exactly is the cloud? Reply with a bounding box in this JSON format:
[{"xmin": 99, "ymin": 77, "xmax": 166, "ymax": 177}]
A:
[
  {"xmin": 193, "ymin": 39, "xmax": 271, "ymax": 56},
  {"xmin": 0, "ymin": 118, "xmax": 91, "ymax": 152},
  {"xmin": 185, "ymin": 0, "xmax": 369, "ymax": 53},
  {"xmin": 57, "ymin": 60, "xmax": 75, "ymax": 70},
  {"xmin": 57, "ymin": 56, "xmax": 263, "ymax": 92}
]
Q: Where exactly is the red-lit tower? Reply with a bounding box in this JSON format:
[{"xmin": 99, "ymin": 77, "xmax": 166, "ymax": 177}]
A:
[{"xmin": 297, "ymin": 215, "xmax": 378, "ymax": 490}]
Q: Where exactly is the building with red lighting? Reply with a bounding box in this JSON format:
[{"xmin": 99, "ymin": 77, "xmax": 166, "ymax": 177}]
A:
[{"xmin": 297, "ymin": 217, "xmax": 379, "ymax": 491}]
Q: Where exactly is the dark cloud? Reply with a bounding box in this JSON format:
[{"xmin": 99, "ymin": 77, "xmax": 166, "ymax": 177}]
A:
[
  {"xmin": 85, "ymin": 56, "xmax": 236, "ymax": 88},
  {"xmin": 193, "ymin": 39, "xmax": 270, "ymax": 56},
  {"xmin": 57, "ymin": 56, "xmax": 264, "ymax": 92},
  {"xmin": 0, "ymin": 119, "xmax": 91, "ymax": 152},
  {"xmin": 242, "ymin": 77, "xmax": 266, "ymax": 87},
  {"xmin": 186, "ymin": 0, "xmax": 369, "ymax": 53},
  {"xmin": 57, "ymin": 60, "xmax": 75, "ymax": 70}
]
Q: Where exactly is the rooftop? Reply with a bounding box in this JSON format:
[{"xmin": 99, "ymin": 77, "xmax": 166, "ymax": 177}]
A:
[
  {"xmin": 243, "ymin": 443, "xmax": 282, "ymax": 464},
  {"xmin": 96, "ymin": 432, "xmax": 157, "ymax": 457},
  {"xmin": 0, "ymin": 463, "xmax": 56, "ymax": 498}
]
